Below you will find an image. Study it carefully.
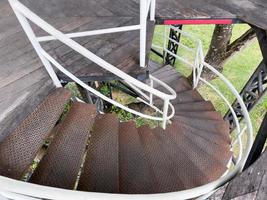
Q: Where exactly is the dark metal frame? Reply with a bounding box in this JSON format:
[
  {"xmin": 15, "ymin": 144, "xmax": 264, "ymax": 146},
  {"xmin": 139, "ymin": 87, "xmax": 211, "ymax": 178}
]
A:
[
  {"xmin": 150, "ymin": 25, "xmax": 183, "ymax": 66},
  {"xmin": 244, "ymin": 113, "xmax": 267, "ymax": 169},
  {"xmin": 224, "ymin": 27, "xmax": 267, "ymax": 130},
  {"xmin": 165, "ymin": 25, "xmax": 183, "ymax": 65}
]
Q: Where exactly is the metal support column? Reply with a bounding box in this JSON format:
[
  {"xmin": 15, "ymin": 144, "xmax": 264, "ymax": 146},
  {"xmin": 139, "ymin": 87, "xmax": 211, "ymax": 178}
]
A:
[
  {"xmin": 244, "ymin": 113, "xmax": 267, "ymax": 169},
  {"xmin": 224, "ymin": 27, "xmax": 267, "ymax": 130}
]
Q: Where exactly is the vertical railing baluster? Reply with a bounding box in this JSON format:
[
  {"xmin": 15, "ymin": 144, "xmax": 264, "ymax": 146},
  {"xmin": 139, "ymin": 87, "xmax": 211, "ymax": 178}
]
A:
[
  {"xmin": 140, "ymin": 0, "xmax": 147, "ymax": 67},
  {"xmin": 150, "ymin": 0, "xmax": 156, "ymax": 21},
  {"xmin": 162, "ymin": 99, "xmax": 169, "ymax": 129},
  {"xmin": 150, "ymin": 79, "xmax": 154, "ymax": 105}
]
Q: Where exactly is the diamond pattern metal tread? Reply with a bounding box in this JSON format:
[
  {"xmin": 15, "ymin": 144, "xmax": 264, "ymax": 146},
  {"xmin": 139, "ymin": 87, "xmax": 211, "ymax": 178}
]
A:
[
  {"xmin": 118, "ymin": 121, "xmax": 157, "ymax": 194},
  {"xmin": 77, "ymin": 113, "xmax": 119, "ymax": 193},
  {"xmin": 30, "ymin": 102, "xmax": 97, "ymax": 189},
  {"xmin": 154, "ymin": 77, "xmax": 192, "ymax": 97},
  {"xmin": 175, "ymin": 116, "xmax": 230, "ymax": 143},
  {"xmin": 175, "ymin": 120, "xmax": 231, "ymax": 145},
  {"xmin": 138, "ymin": 125, "xmax": 193, "ymax": 192},
  {"xmin": 151, "ymin": 125, "xmax": 229, "ymax": 189},
  {"xmin": 0, "ymin": 88, "xmax": 71, "ymax": 180},
  {"xmin": 175, "ymin": 111, "xmax": 224, "ymax": 120},
  {"xmin": 174, "ymin": 101, "xmax": 215, "ymax": 112},
  {"xmin": 154, "ymin": 90, "xmax": 204, "ymax": 108},
  {"xmin": 172, "ymin": 119, "xmax": 232, "ymax": 167}
]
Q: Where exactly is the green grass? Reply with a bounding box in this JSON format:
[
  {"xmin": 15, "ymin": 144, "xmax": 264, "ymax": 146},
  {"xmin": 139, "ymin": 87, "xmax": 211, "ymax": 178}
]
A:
[{"xmin": 151, "ymin": 24, "xmax": 267, "ymax": 135}]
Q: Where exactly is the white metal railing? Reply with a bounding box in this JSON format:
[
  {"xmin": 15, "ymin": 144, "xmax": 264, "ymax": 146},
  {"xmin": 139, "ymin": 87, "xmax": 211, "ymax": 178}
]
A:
[
  {"xmin": 0, "ymin": 1, "xmax": 254, "ymax": 200},
  {"xmin": 7, "ymin": 0, "xmax": 177, "ymax": 130},
  {"xmin": 152, "ymin": 25, "xmax": 253, "ymax": 199}
]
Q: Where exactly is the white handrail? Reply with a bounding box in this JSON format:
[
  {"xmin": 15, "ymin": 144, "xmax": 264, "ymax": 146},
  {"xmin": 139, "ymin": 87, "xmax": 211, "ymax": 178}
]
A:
[
  {"xmin": 2, "ymin": 1, "xmax": 255, "ymax": 199},
  {"xmin": 9, "ymin": 0, "xmax": 176, "ymax": 128},
  {"xmin": 11, "ymin": 0, "xmax": 171, "ymax": 100},
  {"xmin": 37, "ymin": 25, "xmax": 141, "ymax": 42},
  {"xmin": 41, "ymin": 49, "xmax": 176, "ymax": 122}
]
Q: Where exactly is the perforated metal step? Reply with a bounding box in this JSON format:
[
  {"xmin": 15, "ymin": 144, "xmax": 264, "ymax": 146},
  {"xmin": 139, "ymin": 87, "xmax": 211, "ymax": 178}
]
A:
[
  {"xmin": 0, "ymin": 88, "xmax": 71, "ymax": 179},
  {"xmin": 118, "ymin": 122, "xmax": 157, "ymax": 194},
  {"xmin": 174, "ymin": 101, "xmax": 215, "ymax": 112},
  {"xmin": 30, "ymin": 102, "xmax": 97, "ymax": 189},
  {"xmin": 77, "ymin": 113, "xmax": 120, "ymax": 193}
]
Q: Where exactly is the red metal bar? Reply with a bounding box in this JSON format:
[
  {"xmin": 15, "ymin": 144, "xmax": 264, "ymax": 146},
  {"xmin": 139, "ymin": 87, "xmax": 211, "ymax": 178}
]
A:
[{"xmin": 164, "ymin": 19, "xmax": 233, "ymax": 25}]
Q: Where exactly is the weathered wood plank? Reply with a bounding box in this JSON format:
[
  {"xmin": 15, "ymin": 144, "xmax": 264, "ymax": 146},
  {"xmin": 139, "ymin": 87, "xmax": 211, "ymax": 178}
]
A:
[
  {"xmin": 209, "ymin": 149, "xmax": 267, "ymax": 199},
  {"xmin": 4, "ymin": 0, "xmax": 267, "ymax": 29},
  {"xmin": 0, "ymin": 2, "xmax": 54, "ymax": 142}
]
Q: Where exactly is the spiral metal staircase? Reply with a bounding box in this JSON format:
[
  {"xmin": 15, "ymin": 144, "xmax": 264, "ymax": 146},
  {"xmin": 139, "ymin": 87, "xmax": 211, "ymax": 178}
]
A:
[{"xmin": 0, "ymin": 0, "xmax": 253, "ymax": 199}]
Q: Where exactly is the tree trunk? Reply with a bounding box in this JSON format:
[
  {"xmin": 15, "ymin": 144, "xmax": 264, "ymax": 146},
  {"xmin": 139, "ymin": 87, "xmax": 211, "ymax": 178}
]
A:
[
  {"xmin": 201, "ymin": 25, "xmax": 256, "ymax": 81},
  {"xmin": 203, "ymin": 24, "xmax": 233, "ymax": 80}
]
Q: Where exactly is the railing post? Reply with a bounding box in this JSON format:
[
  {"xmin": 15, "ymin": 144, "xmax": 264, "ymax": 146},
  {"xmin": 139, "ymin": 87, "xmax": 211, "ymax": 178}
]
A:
[
  {"xmin": 8, "ymin": 0, "xmax": 62, "ymax": 88},
  {"xmin": 162, "ymin": 99, "xmax": 169, "ymax": 129},
  {"xmin": 140, "ymin": 0, "xmax": 147, "ymax": 67},
  {"xmin": 149, "ymin": 79, "xmax": 154, "ymax": 105},
  {"xmin": 150, "ymin": 0, "xmax": 156, "ymax": 21}
]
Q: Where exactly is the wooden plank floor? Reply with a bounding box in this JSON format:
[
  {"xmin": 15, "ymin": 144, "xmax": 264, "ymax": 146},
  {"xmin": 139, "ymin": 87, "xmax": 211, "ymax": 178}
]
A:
[
  {"xmin": 41, "ymin": 19, "xmax": 154, "ymax": 82},
  {"xmin": 156, "ymin": 0, "xmax": 267, "ymax": 29},
  {"xmin": 10, "ymin": 0, "xmax": 267, "ymax": 29}
]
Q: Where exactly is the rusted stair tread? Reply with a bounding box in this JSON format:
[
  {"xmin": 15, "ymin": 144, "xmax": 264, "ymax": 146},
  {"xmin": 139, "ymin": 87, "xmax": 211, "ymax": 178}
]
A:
[
  {"xmin": 57, "ymin": 21, "xmax": 154, "ymax": 82},
  {"xmin": 175, "ymin": 111, "xmax": 224, "ymax": 120},
  {"xmin": 118, "ymin": 121, "xmax": 157, "ymax": 194},
  {"xmin": 154, "ymin": 77, "xmax": 192, "ymax": 95},
  {"xmin": 0, "ymin": 88, "xmax": 71, "ymax": 180},
  {"xmin": 151, "ymin": 65, "xmax": 182, "ymax": 82},
  {"xmin": 148, "ymin": 60, "xmax": 163, "ymax": 74},
  {"xmin": 176, "ymin": 121, "xmax": 231, "ymax": 147},
  {"xmin": 173, "ymin": 90, "xmax": 204, "ymax": 103},
  {"xmin": 138, "ymin": 125, "xmax": 185, "ymax": 193},
  {"xmin": 174, "ymin": 101, "xmax": 215, "ymax": 112},
  {"xmin": 77, "ymin": 114, "xmax": 119, "ymax": 193},
  {"xmin": 30, "ymin": 102, "xmax": 97, "ymax": 189},
  {"xmin": 154, "ymin": 90, "xmax": 204, "ymax": 107},
  {"xmin": 172, "ymin": 119, "xmax": 232, "ymax": 167},
  {"xmin": 175, "ymin": 116, "xmax": 230, "ymax": 142},
  {"xmin": 152, "ymin": 126, "xmax": 229, "ymax": 189}
]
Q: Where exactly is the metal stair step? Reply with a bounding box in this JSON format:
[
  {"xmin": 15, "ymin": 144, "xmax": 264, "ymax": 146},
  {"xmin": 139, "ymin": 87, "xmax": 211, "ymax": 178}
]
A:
[
  {"xmin": 0, "ymin": 88, "xmax": 71, "ymax": 179},
  {"xmin": 30, "ymin": 102, "xmax": 97, "ymax": 189},
  {"xmin": 138, "ymin": 125, "xmax": 185, "ymax": 193},
  {"xmin": 175, "ymin": 111, "xmax": 224, "ymax": 120},
  {"xmin": 172, "ymin": 119, "xmax": 232, "ymax": 167},
  {"xmin": 154, "ymin": 77, "xmax": 192, "ymax": 95},
  {"xmin": 174, "ymin": 120, "xmax": 231, "ymax": 145},
  {"xmin": 118, "ymin": 122, "xmax": 157, "ymax": 194},
  {"xmin": 77, "ymin": 113, "xmax": 120, "ymax": 193},
  {"xmin": 153, "ymin": 125, "xmax": 229, "ymax": 189},
  {"xmin": 154, "ymin": 90, "xmax": 204, "ymax": 107},
  {"xmin": 148, "ymin": 60, "xmax": 163, "ymax": 74},
  {"xmin": 174, "ymin": 101, "xmax": 215, "ymax": 112},
  {"xmin": 175, "ymin": 116, "xmax": 230, "ymax": 143}
]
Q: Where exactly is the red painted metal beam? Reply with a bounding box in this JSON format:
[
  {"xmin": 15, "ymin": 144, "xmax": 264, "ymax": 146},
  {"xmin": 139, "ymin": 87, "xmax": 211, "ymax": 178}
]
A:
[{"xmin": 164, "ymin": 19, "xmax": 233, "ymax": 25}]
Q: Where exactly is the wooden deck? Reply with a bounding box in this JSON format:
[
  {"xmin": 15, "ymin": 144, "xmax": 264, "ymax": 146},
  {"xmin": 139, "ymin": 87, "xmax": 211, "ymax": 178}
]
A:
[
  {"xmin": 10, "ymin": 0, "xmax": 267, "ymax": 29},
  {"xmin": 209, "ymin": 149, "xmax": 267, "ymax": 200}
]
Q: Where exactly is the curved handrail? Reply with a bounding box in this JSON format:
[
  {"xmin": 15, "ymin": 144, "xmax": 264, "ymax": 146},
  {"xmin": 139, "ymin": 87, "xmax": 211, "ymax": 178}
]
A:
[
  {"xmin": 41, "ymin": 49, "xmax": 176, "ymax": 122},
  {"xmin": 1, "ymin": 1, "xmax": 254, "ymax": 199},
  {"xmin": 8, "ymin": 0, "xmax": 176, "ymax": 128},
  {"xmin": 0, "ymin": 28, "xmax": 254, "ymax": 200}
]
